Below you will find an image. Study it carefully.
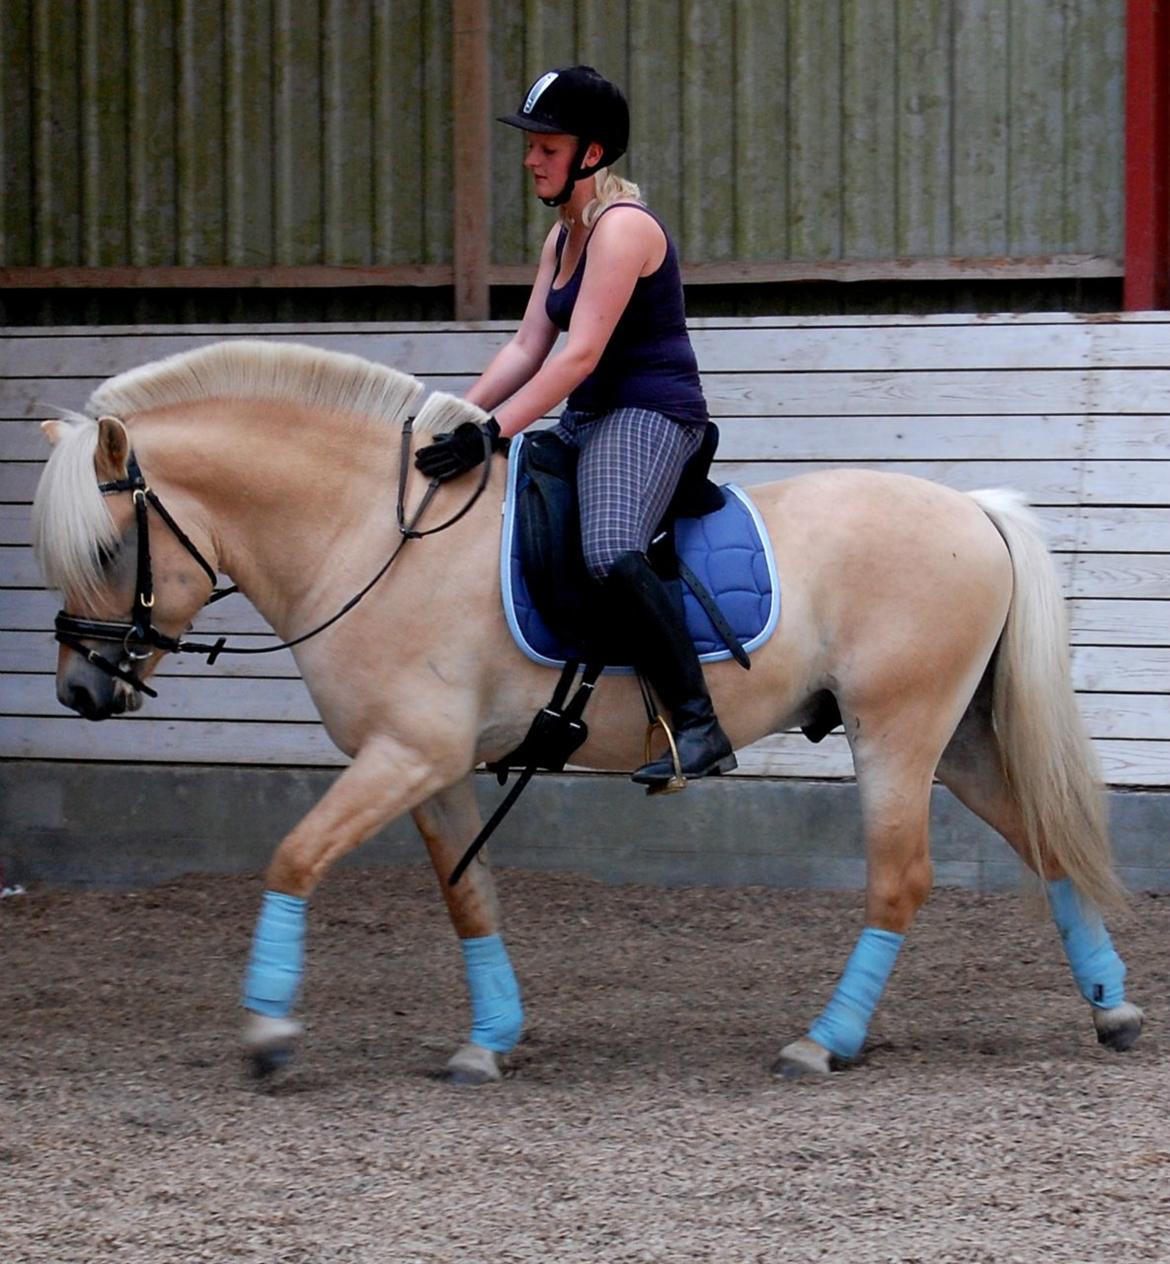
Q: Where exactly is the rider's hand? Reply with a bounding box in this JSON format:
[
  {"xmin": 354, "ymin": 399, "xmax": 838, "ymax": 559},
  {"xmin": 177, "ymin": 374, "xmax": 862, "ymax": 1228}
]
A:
[{"xmin": 414, "ymin": 418, "xmax": 505, "ymax": 482}]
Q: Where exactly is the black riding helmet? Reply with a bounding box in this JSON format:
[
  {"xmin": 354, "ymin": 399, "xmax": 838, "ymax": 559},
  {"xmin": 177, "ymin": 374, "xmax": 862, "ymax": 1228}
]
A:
[{"xmin": 498, "ymin": 65, "xmax": 630, "ymax": 207}]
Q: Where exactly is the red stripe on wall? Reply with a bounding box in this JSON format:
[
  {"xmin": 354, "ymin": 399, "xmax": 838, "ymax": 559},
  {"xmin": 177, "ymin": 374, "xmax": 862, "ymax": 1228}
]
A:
[{"xmin": 1125, "ymin": 0, "xmax": 1170, "ymax": 310}]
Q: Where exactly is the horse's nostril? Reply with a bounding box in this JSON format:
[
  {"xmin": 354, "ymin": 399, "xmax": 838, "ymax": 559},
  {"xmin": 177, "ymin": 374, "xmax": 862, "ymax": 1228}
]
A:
[{"xmin": 64, "ymin": 682, "xmax": 108, "ymax": 721}]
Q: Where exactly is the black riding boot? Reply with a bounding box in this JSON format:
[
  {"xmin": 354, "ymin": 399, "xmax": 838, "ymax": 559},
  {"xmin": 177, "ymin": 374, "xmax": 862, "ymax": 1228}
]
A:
[{"xmin": 602, "ymin": 550, "xmax": 736, "ymax": 786}]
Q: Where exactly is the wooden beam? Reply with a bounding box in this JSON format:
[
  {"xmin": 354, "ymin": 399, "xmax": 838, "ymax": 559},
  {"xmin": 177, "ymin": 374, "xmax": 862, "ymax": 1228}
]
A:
[
  {"xmin": 676, "ymin": 256, "xmax": 1124, "ymax": 285},
  {"xmin": 452, "ymin": 0, "xmax": 491, "ymax": 320},
  {"xmin": 0, "ymin": 255, "xmax": 1124, "ymax": 292},
  {"xmin": 491, "ymin": 255, "xmax": 1123, "ymax": 287},
  {"xmin": 1125, "ymin": 0, "xmax": 1170, "ymax": 310},
  {"xmin": 0, "ymin": 265, "xmax": 455, "ymax": 288}
]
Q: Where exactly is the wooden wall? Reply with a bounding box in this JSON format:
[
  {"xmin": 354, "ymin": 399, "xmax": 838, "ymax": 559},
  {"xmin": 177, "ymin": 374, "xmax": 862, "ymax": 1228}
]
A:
[{"xmin": 2, "ymin": 314, "xmax": 1167, "ymax": 787}]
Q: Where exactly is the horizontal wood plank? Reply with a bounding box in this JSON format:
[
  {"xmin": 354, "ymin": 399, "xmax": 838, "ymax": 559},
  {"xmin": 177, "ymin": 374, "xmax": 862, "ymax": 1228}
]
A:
[
  {"xmin": 2, "ymin": 716, "xmax": 1163, "ymax": 785},
  {"xmin": 8, "ymin": 453, "xmax": 1170, "ymax": 508},
  {"xmin": 5, "ymin": 368, "xmax": 1170, "ymax": 422},
  {"xmin": 4, "ymin": 632, "xmax": 1168, "ymax": 694},
  {"xmin": 4, "ymin": 674, "xmax": 1162, "ymax": 740},
  {"xmin": 5, "ymin": 317, "xmax": 1169, "ymax": 378},
  {"xmin": 1065, "ymin": 554, "xmax": 1170, "ymax": 599},
  {"xmin": 6, "ymin": 452, "xmax": 1169, "ymax": 509},
  {"xmin": 5, "ymin": 490, "xmax": 1170, "ymax": 557},
  {"xmin": 3, "ymin": 411, "xmax": 1163, "ymax": 463},
  {"xmin": 6, "ymin": 546, "xmax": 1161, "ymax": 598},
  {"xmin": 733, "ymin": 734, "xmax": 1168, "ymax": 787},
  {"xmin": 716, "ymin": 459, "xmax": 1170, "ymax": 505},
  {"xmin": 6, "ymin": 587, "xmax": 1165, "ymax": 647},
  {"xmin": 0, "ymin": 629, "xmax": 301, "ymax": 676},
  {"xmin": 6, "ymin": 637, "xmax": 1162, "ymax": 697}
]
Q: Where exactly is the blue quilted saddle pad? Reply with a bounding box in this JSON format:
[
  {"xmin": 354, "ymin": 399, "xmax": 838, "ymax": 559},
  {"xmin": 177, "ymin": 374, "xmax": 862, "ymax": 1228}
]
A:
[{"xmin": 500, "ymin": 433, "xmax": 780, "ymax": 671}]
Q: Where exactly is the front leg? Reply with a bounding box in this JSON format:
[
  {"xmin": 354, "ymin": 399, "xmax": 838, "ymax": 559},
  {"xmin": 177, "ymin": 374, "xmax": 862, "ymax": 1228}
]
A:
[
  {"xmin": 412, "ymin": 775, "xmax": 523, "ymax": 1086},
  {"xmin": 241, "ymin": 735, "xmax": 457, "ymax": 1077}
]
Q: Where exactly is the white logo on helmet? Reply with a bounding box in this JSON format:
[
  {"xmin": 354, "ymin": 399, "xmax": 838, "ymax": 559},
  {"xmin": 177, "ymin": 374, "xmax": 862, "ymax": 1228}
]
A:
[{"xmin": 523, "ymin": 71, "xmax": 560, "ymax": 115}]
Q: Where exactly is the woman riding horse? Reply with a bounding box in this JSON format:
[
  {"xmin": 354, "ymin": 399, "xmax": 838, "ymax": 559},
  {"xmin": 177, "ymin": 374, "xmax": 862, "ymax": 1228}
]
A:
[{"xmin": 415, "ymin": 65, "xmax": 734, "ymax": 789}]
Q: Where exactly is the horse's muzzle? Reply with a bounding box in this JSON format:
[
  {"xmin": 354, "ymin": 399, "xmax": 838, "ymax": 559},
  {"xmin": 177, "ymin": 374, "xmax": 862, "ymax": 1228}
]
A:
[{"xmin": 58, "ymin": 650, "xmax": 139, "ymax": 720}]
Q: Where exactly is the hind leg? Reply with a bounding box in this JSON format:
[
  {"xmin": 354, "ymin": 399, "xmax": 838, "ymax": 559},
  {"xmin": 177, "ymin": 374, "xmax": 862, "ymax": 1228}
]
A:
[
  {"xmin": 774, "ymin": 744, "xmax": 936, "ymax": 1078},
  {"xmin": 936, "ymin": 706, "xmax": 1142, "ymax": 1052}
]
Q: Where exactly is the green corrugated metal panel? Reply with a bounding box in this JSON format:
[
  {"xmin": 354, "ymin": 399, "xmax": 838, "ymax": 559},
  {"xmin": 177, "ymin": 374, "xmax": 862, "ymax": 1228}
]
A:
[
  {"xmin": 491, "ymin": 0, "xmax": 1124, "ymax": 265},
  {"xmin": 1, "ymin": 0, "xmax": 1124, "ymax": 271},
  {"xmin": 2, "ymin": 0, "xmax": 452, "ymax": 269}
]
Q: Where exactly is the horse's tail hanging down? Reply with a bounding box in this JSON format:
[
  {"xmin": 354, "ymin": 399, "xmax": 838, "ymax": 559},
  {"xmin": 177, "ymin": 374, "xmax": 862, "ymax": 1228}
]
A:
[{"xmin": 968, "ymin": 489, "xmax": 1124, "ymax": 916}]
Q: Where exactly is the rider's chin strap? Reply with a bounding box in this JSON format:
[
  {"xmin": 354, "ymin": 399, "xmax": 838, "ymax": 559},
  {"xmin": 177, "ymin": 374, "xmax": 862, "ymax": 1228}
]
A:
[{"xmin": 539, "ymin": 142, "xmax": 604, "ymax": 208}]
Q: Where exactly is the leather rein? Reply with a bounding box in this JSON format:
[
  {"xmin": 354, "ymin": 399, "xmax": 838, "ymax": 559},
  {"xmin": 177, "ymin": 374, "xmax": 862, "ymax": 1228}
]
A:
[{"xmin": 54, "ymin": 419, "xmax": 494, "ymax": 698}]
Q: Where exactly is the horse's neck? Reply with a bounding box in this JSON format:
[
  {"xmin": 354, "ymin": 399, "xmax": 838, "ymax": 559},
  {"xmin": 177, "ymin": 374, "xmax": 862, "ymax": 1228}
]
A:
[
  {"xmin": 136, "ymin": 402, "xmax": 410, "ymax": 631},
  {"xmin": 137, "ymin": 400, "xmax": 508, "ymax": 641}
]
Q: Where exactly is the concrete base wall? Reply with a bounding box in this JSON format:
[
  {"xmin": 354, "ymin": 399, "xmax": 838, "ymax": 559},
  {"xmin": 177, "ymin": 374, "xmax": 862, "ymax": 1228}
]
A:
[{"xmin": 2, "ymin": 761, "xmax": 1168, "ymax": 892}]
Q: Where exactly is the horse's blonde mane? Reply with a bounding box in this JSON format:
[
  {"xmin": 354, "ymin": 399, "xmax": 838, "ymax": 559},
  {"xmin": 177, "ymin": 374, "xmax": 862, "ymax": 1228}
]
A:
[
  {"xmin": 88, "ymin": 339, "xmax": 426, "ymax": 428},
  {"xmin": 32, "ymin": 417, "xmax": 119, "ymax": 602},
  {"xmin": 34, "ymin": 341, "xmax": 490, "ymax": 601}
]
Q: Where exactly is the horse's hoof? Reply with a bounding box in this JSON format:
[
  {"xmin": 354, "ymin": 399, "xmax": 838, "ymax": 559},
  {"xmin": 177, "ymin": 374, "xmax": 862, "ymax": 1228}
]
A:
[
  {"xmin": 771, "ymin": 1036, "xmax": 833, "ymax": 1079},
  {"xmin": 241, "ymin": 1012, "xmax": 303, "ymax": 1079},
  {"xmin": 443, "ymin": 1042, "xmax": 502, "ymax": 1086},
  {"xmin": 1093, "ymin": 1001, "xmax": 1144, "ymax": 1052}
]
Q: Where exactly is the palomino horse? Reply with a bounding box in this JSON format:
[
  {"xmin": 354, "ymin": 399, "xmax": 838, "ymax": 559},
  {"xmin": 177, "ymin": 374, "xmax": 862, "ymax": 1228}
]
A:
[{"xmin": 31, "ymin": 340, "xmax": 1143, "ymax": 1083}]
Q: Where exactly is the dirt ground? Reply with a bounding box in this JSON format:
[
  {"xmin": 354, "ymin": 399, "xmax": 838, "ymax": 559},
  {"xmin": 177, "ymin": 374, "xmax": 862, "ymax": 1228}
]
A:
[{"xmin": 2, "ymin": 864, "xmax": 1168, "ymax": 1263}]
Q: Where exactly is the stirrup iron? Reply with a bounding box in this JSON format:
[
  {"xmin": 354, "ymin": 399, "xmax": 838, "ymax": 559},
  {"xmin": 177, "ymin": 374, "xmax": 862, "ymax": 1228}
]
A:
[{"xmin": 643, "ymin": 712, "xmax": 687, "ymax": 796}]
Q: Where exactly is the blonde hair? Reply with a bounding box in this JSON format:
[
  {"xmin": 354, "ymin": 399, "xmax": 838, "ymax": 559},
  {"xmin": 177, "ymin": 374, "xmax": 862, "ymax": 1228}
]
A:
[{"xmin": 561, "ymin": 168, "xmax": 643, "ymax": 228}]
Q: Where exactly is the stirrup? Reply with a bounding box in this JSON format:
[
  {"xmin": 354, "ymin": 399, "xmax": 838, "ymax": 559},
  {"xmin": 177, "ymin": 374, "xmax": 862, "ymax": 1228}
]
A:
[{"xmin": 642, "ymin": 713, "xmax": 688, "ymax": 796}]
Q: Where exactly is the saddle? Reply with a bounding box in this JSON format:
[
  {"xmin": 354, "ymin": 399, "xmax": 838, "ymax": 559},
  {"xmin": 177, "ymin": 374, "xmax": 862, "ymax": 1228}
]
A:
[{"xmin": 503, "ymin": 427, "xmax": 779, "ymax": 671}]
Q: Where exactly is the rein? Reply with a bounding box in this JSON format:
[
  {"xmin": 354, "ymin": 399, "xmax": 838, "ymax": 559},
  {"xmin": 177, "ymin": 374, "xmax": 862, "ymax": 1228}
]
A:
[{"xmin": 55, "ymin": 419, "xmax": 495, "ymax": 697}]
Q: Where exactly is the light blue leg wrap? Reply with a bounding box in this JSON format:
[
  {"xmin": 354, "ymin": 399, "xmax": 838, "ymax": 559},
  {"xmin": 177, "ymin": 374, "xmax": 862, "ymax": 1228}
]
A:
[
  {"xmin": 461, "ymin": 934, "xmax": 524, "ymax": 1053},
  {"xmin": 1048, "ymin": 877, "xmax": 1126, "ymax": 1009},
  {"xmin": 809, "ymin": 927, "xmax": 904, "ymax": 1060},
  {"xmin": 243, "ymin": 891, "xmax": 307, "ymax": 1018}
]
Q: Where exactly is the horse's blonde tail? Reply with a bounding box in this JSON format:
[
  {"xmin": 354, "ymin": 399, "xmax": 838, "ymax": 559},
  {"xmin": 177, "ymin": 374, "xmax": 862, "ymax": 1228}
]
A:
[{"xmin": 968, "ymin": 488, "xmax": 1125, "ymax": 916}]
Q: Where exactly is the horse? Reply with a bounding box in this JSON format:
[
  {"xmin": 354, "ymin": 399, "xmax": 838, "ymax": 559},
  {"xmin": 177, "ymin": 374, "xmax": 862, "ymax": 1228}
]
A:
[{"xmin": 30, "ymin": 339, "xmax": 1143, "ymax": 1084}]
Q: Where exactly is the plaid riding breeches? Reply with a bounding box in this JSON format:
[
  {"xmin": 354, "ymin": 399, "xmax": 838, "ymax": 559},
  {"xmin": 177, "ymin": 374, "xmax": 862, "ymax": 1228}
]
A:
[{"xmin": 551, "ymin": 407, "xmax": 707, "ymax": 580}]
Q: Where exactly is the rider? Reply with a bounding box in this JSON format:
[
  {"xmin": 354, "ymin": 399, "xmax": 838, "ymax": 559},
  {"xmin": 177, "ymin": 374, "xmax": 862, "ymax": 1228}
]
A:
[{"xmin": 415, "ymin": 65, "xmax": 735, "ymax": 787}]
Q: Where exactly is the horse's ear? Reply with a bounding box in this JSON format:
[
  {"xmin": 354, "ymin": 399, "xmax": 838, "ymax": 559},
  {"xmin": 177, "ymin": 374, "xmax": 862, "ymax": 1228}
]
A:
[
  {"xmin": 95, "ymin": 415, "xmax": 130, "ymax": 481},
  {"xmin": 41, "ymin": 419, "xmax": 67, "ymax": 446}
]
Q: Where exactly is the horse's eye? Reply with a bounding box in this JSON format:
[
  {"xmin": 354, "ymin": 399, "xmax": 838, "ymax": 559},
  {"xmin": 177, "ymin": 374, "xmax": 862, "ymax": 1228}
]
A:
[{"xmin": 95, "ymin": 543, "xmax": 119, "ymax": 569}]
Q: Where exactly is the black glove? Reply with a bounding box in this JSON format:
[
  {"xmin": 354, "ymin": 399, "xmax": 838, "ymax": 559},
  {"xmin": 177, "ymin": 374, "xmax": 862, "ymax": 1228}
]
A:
[{"xmin": 414, "ymin": 418, "xmax": 504, "ymax": 482}]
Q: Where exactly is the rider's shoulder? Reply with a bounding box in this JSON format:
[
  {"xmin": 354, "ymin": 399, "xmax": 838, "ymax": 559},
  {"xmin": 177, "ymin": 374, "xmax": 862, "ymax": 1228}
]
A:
[{"xmin": 590, "ymin": 201, "xmax": 662, "ymax": 246}]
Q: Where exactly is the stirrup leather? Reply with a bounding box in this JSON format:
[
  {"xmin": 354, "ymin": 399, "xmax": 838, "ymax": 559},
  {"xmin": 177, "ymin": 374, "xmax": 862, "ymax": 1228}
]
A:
[{"xmin": 642, "ymin": 712, "xmax": 688, "ymax": 796}]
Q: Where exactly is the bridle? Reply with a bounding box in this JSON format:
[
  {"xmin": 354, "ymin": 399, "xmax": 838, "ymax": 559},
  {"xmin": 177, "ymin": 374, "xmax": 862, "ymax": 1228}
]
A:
[{"xmin": 54, "ymin": 419, "xmax": 494, "ymax": 699}]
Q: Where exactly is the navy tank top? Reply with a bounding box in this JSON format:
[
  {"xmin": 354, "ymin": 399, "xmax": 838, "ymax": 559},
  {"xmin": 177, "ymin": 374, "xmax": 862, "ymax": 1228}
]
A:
[{"xmin": 544, "ymin": 204, "xmax": 708, "ymax": 426}]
